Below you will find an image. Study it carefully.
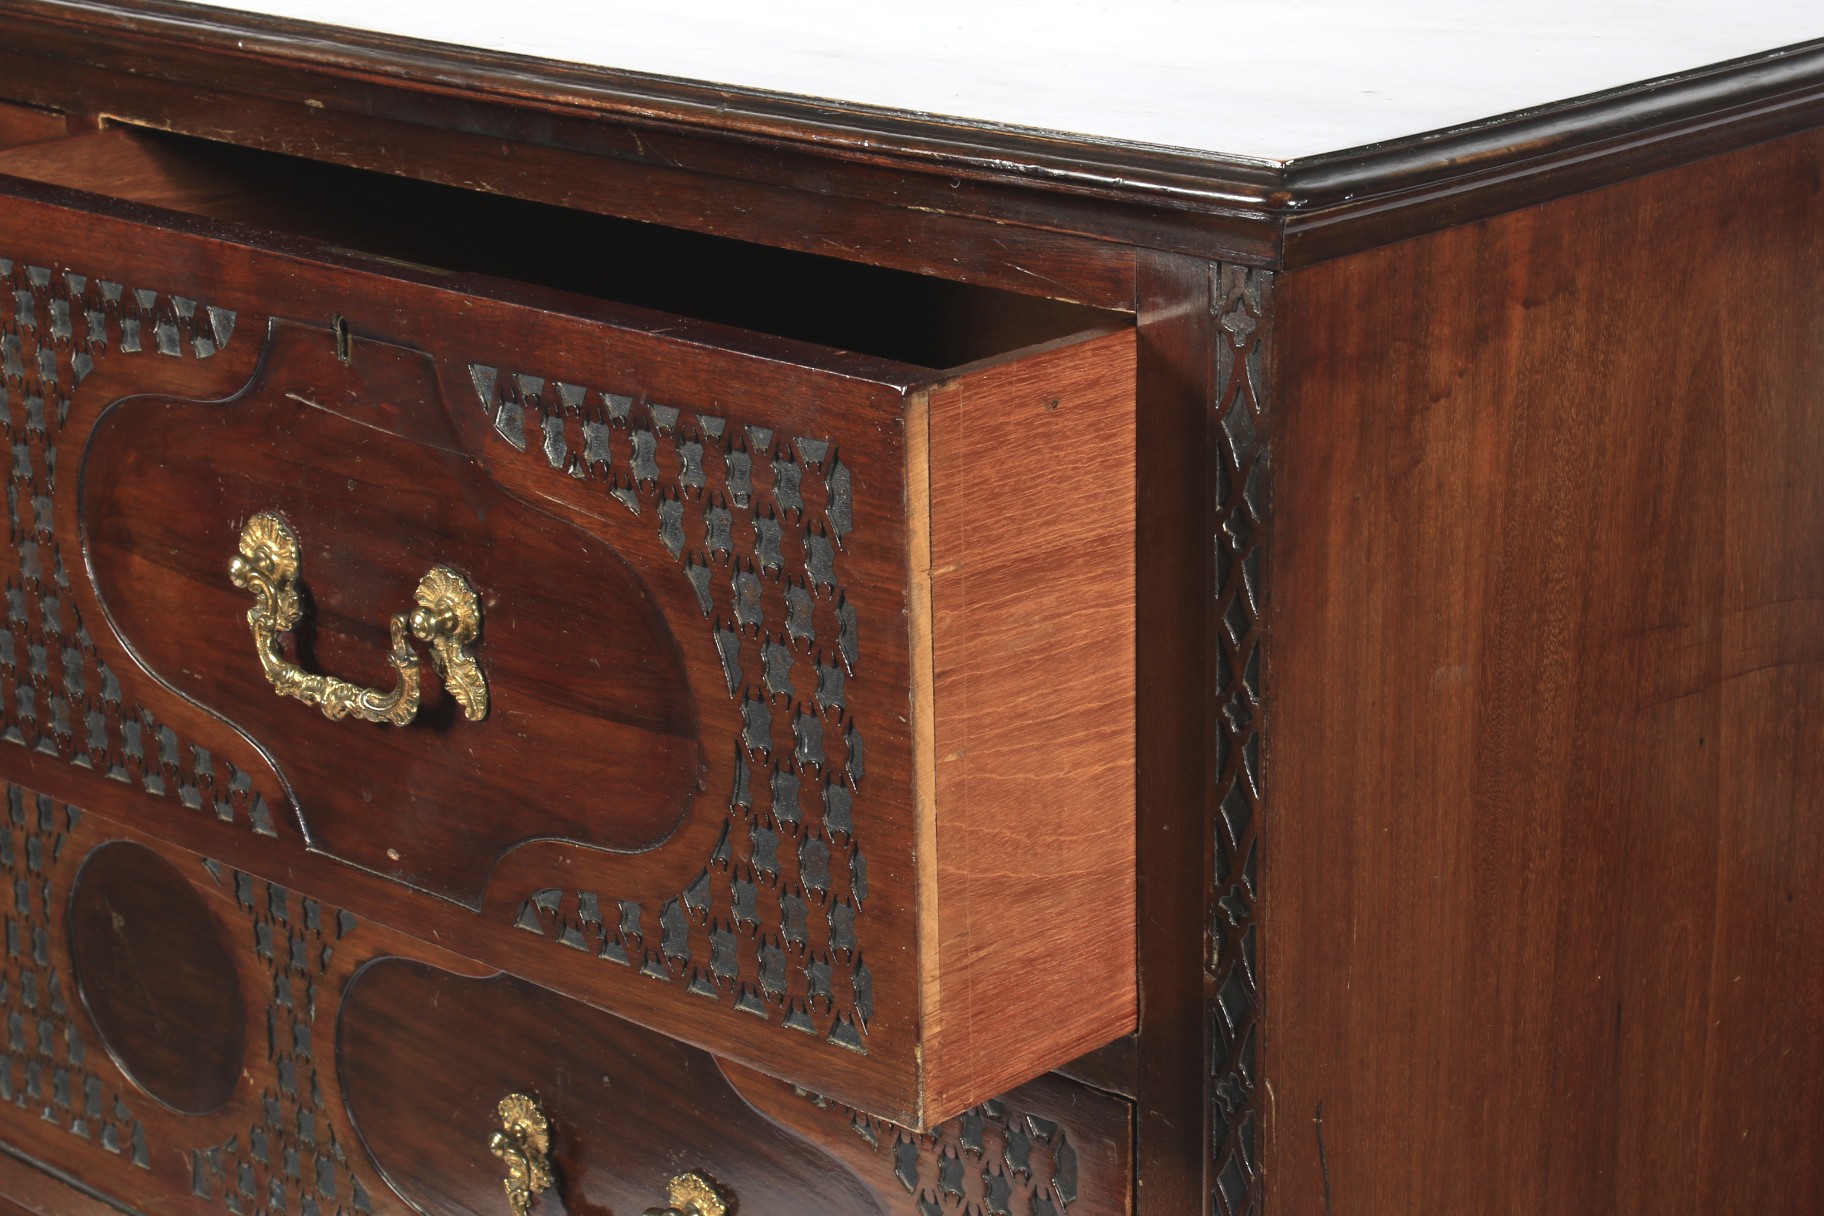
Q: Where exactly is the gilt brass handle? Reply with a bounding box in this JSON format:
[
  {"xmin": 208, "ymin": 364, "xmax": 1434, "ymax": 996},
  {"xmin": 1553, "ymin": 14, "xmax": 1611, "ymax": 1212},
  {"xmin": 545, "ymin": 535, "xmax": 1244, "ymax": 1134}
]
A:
[
  {"xmin": 489, "ymin": 1094, "xmax": 555, "ymax": 1216},
  {"xmin": 228, "ymin": 511, "xmax": 488, "ymax": 725},
  {"xmin": 484, "ymin": 1092, "xmax": 727, "ymax": 1216},
  {"xmin": 644, "ymin": 1171, "xmax": 729, "ymax": 1216}
]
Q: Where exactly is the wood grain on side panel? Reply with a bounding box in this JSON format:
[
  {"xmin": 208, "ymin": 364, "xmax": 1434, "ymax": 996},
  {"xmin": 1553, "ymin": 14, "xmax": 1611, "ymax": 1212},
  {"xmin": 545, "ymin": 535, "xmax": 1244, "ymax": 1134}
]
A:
[
  {"xmin": 918, "ymin": 328, "xmax": 1140, "ymax": 1119},
  {"xmin": 1269, "ymin": 126, "xmax": 1824, "ymax": 1214}
]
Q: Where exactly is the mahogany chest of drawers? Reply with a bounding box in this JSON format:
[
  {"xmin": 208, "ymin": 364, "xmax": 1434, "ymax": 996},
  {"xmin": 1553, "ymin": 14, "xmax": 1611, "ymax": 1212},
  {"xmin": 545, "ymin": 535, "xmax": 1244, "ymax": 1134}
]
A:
[{"xmin": 0, "ymin": 4, "xmax": 1819, "ymax": 1214}]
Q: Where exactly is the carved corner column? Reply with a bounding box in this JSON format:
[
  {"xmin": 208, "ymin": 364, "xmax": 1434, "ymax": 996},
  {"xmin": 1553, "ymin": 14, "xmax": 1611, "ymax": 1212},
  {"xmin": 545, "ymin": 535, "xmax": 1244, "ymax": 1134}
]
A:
[
  {"xmin": 1208, "ymin": 265, "xmax": 1270, "ymax": 1216},
  {"xmin": 1132, "ymin": 254, "xmax": 1274, "ymax": 1216}
]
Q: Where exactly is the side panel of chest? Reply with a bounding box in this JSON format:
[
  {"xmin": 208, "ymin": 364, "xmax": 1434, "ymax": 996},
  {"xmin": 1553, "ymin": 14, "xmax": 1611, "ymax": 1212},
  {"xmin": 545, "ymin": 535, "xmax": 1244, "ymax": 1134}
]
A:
[{"xmin": 1267, "ymin": 124, "xmax": 1824, "ymax": 1216}]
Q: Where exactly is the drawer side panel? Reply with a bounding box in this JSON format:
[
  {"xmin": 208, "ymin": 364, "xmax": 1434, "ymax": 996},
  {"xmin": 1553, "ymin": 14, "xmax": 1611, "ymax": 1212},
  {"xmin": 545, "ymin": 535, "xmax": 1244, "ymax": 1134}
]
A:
[{"xmin": 923, "ymin": 328, "xmax": 1140, "ymax": 1117}]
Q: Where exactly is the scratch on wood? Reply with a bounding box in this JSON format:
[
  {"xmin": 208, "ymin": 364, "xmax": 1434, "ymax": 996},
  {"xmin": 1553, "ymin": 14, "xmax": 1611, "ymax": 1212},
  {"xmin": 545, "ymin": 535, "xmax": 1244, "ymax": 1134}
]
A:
[{"xmin": 1316, "ymin": 1100, "xmax": 1334, "ymax": 1216}]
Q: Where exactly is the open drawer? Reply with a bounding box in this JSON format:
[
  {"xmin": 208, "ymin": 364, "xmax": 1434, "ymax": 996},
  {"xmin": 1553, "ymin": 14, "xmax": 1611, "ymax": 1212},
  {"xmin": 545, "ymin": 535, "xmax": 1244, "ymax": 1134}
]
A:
[{"xmin": 0, "ymin": 126, "xmax": 1136, "ymax": 1127}]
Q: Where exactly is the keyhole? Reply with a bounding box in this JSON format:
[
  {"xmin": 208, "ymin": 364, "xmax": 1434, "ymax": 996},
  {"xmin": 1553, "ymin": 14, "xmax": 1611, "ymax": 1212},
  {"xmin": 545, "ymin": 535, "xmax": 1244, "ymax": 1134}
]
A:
[{"xmin": 332, "ymin": 314, "xmax": 352, "ymax": 364}]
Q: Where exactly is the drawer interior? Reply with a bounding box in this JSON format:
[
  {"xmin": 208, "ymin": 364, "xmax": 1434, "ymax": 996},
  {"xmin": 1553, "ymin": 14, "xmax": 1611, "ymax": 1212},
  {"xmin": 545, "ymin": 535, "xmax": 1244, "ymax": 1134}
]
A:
[
  {"xmin": 0, "ymin": 125, "xmax": 1123, "ymax": 369},
  {"xmin": 0, "ymin": 100, "xmax": 66, "ymax": 152}
]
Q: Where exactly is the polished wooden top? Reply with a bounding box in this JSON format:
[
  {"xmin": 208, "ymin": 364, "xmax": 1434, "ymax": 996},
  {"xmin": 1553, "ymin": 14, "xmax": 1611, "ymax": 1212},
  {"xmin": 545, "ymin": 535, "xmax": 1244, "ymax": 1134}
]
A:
[
  {"xmin": 176, "ymin": 0, "xmax": 1820, "ymax": 161},
  {"xmin": 8, "ymin": 1, "xmax": 1824, "ymax": 266}
]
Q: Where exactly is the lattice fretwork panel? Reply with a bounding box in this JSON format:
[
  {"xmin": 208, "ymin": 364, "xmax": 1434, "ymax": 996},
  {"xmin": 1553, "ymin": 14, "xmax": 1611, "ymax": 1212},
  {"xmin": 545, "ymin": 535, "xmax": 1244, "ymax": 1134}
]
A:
[
  {"xmin": 822, "ymin": 1091, "xmax": 1085, "ymax": 1216},
  {"xmin": 0, "ymin": 785, "xmax": 147, "ymax": 1169},
  {"xmin": 474, "ymin": 367, "xmax": 874, "ymax": 1054},
  {"xmin": 1210, "ymin": 264, "xmax": 1271, "ymax": 1216},
  {"xmin": 0, "ymin": 256, "xmax": 273, "ymax": 834},
  {"xmin": 189, "ymin": 867, "xmax": 373, "ymax": 1216}
]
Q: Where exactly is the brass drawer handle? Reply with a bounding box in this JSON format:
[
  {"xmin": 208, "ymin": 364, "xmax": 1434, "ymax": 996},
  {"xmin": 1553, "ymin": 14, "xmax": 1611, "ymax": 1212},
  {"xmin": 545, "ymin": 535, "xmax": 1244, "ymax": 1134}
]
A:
[
  {"xmin": 490, "ymin": 1094, "xmax": 556, "ymax": 1216},
  {"xmin": 645, "ymin": 1171, "xmax": 730, "ymax": 1216},
  {"xmin": 228, "ymin": 511, "xmax": 487, "ymax": 725},
  {"xmin": 487, "ymin": 1093, "xmax": 729, "ymax": 1216}
]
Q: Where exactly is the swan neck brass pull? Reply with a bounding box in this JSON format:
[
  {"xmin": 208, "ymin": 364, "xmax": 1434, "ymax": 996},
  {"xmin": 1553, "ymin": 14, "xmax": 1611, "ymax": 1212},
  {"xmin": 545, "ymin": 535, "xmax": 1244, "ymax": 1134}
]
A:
[
  {"xmin": 412, "ymin": 564, "xmax": 489, "ymax": 720},
  {"xmin": 644, "ymin": 1171, "xmax": 729, "ymax": 1216},
  {"xmin": 228, "ymin": 512, "xmax": 487, "ymax": 726},
  {"xmin": 489, "ymin": 1093, "xmax": 555, "ymax": 1216},
  {"xmin": 482, "ymin": 1092, "xmax": 726, "ymax": 1216}
]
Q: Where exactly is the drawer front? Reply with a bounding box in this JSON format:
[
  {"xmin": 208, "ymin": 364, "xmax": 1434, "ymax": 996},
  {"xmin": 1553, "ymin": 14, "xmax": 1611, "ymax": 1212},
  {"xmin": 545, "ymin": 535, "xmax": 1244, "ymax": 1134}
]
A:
[
  {"xmin": 0, "ymin": 780, "xmax": 1133, "ymax": 1216},
  {"xmin": 0, "ymin": 192, "xmax": 918, "ymax": 1113},
  {"xmin": 0, "ymin": 153, "xmax": 1137, "ymax": 1125}
]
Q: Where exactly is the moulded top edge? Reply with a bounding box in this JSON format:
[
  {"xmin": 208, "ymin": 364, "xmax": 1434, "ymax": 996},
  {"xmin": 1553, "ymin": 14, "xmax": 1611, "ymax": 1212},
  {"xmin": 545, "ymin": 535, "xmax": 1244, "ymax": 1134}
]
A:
[
  {"xmin": 11, "ymin": 1, "xmax": 1824, "ymax": 257},
  {"xmin": 86, "ymin": 0, "xmax": 1824, "ymax": 164}
]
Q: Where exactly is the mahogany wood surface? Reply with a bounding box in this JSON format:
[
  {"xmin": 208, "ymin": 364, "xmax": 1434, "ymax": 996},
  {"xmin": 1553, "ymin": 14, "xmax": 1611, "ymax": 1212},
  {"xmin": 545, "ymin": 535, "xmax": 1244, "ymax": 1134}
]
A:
[
  {"xmin": 727, "ymin": 1062, "xmax": 1136, "ymax": 1216},
  {"xmin": 0, "ymin": 782, "xmax": 410, "ymax": 1215},
  {"xmin": 341, "ymin": 962, "xmax": 1133, "ymax": 1216},
  {"xmin": 1130, "ymin": 251, "xmax": 1224, "ymax": 1216},
  {"xmin": 67, "ymin": 840, "xmax": 247, "ymax": 1116},
  {"xmin": 338, "ymin": 960, "xmax": 890, "ymax": 1216},
  {"xmin": 0, "ymin": 124, "xmax": 281, "ymax": 217},
  {"xmin": 83, "ymin": 322, "xmax": 703, "ymax": 905},
  {"xmin": 0, "ymin": 127, "xmax": 1114, "ymax": 366},
  {"xmin": 0, "ymin": 14, "xmax": 1147, "ymax": 305},
  {"xmin": 919, "ymin": 327, "xmax": 1139, "ymax": 1116},
  {"xmin": 0, "ymin": 174, "xmax": 928, "ymax": 1120},
  {"xmin": 0, "ymin": 1152, "xmax": 132, "ymax": 1216},
  {"xmin": 1051, "ymin": 1033, "xmax": 1138, "ymax": 1099},
  {"xmin": 1268, "ymin": 125, "xmax": 1824, "ymax": 1213}
]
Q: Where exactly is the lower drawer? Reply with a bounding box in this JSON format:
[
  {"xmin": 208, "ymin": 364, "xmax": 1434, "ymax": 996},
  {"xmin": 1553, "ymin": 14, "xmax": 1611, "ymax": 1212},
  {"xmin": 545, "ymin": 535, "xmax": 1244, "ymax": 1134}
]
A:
[{"xmin": 0, "ymin": 779, "xmax": 1132, "ymax": 1216}]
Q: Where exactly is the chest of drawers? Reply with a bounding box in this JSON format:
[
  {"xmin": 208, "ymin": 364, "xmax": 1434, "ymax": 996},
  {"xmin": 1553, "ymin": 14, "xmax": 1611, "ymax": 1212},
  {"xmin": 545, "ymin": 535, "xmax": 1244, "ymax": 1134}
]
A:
[{"xmin": 0, "ymin": 4, "xmax": 1819, "ymax": 1215}]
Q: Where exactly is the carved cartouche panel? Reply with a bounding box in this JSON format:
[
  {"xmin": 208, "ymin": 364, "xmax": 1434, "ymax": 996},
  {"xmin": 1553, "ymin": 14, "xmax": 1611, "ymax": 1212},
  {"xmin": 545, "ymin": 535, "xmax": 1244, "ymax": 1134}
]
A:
[
  {"xmin": 80, "ymin": 322, "xmax": 702, "ymax": 906},
  {"xmin": 0, "ymin": 776, "xmax": 1121, "ymax": 1216}
]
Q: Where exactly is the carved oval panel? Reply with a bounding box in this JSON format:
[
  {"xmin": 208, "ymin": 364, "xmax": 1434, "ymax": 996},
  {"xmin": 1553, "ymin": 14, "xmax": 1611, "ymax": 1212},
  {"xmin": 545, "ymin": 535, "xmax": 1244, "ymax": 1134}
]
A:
[
  {"xmin": 79, "ymin": 322, "xmax": 705, "ymax": 906},
  {"xmin": 67, "ymin": 840, "xmax": 245, "ymax": 1115},
  {"xmin": 337, "ymin": 958, "xmax": 886, "ymax": 1216}
]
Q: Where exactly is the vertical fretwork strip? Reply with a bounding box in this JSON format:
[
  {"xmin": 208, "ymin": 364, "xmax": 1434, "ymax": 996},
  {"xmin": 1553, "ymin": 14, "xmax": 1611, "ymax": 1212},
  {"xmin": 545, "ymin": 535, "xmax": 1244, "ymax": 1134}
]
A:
[{"xmin": 1208, "ymin": 265, "xmax": 1271, "ymax": 1216}]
